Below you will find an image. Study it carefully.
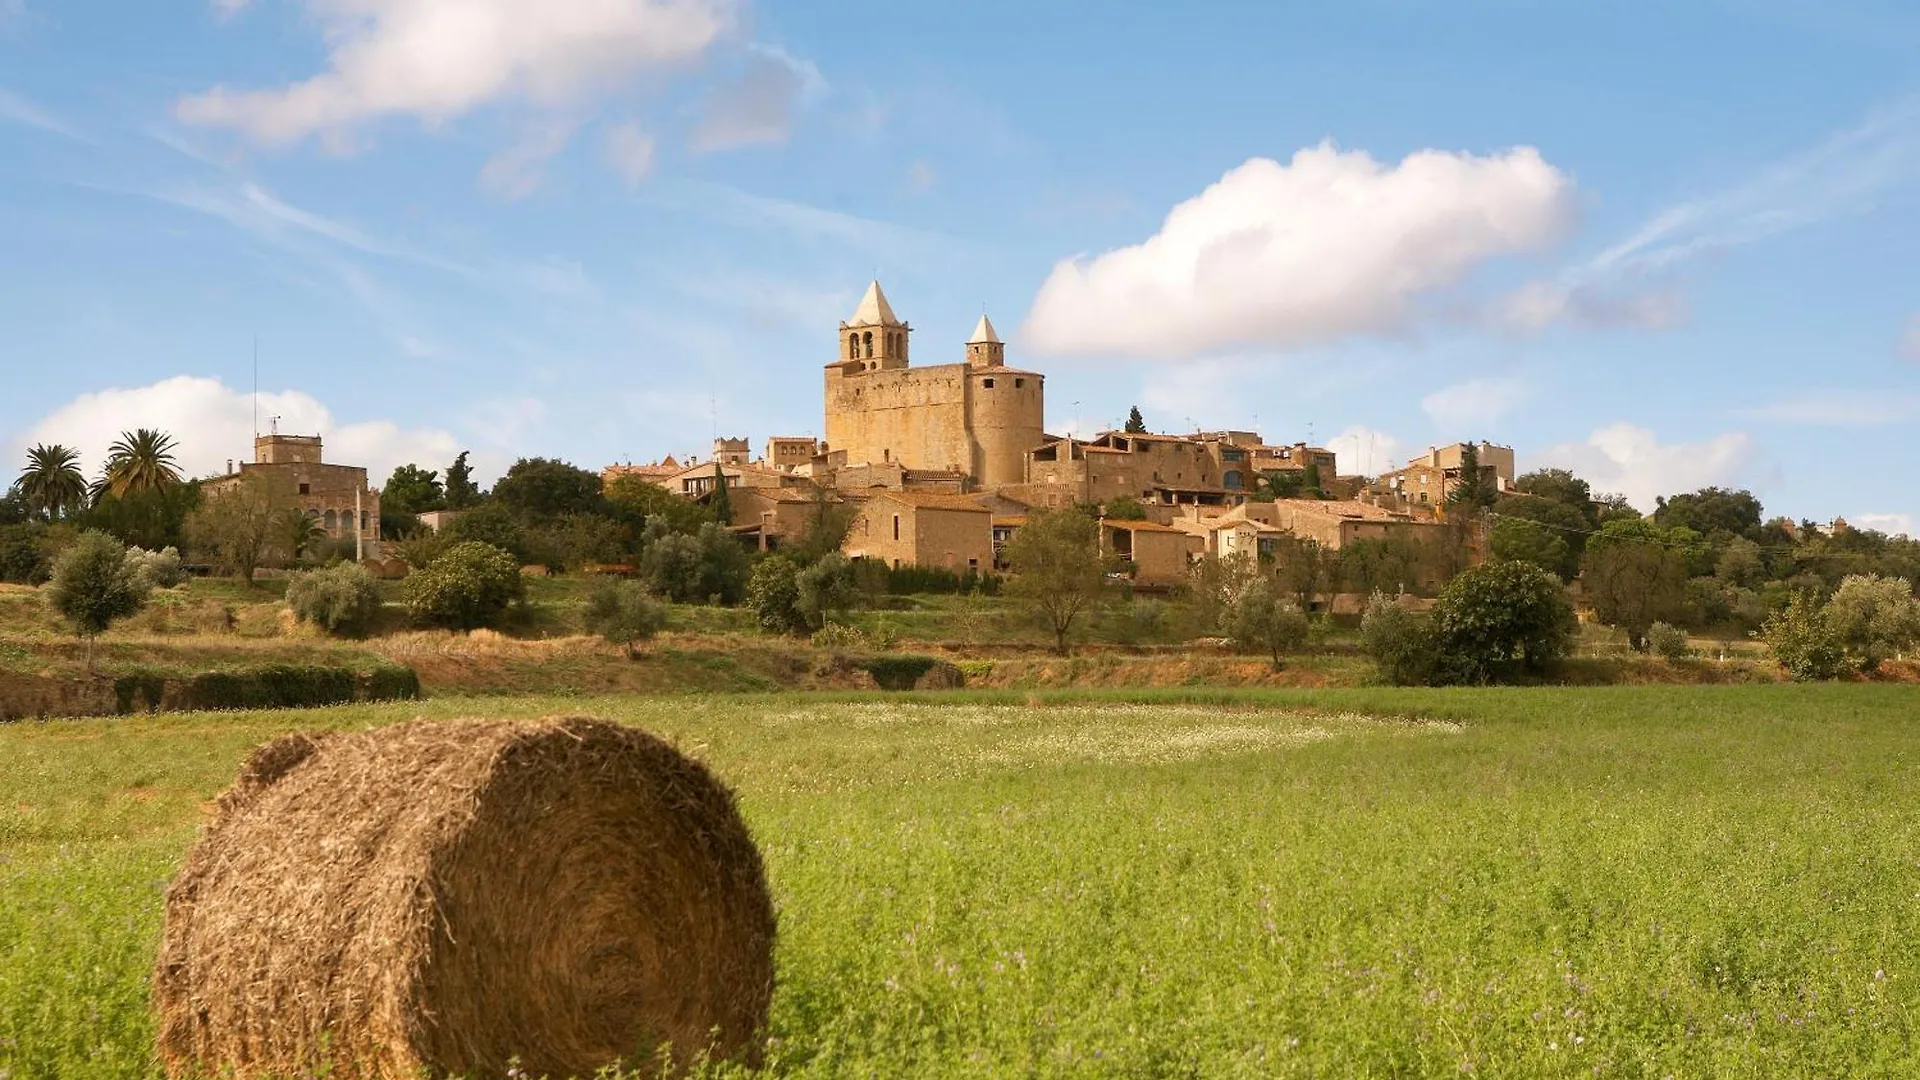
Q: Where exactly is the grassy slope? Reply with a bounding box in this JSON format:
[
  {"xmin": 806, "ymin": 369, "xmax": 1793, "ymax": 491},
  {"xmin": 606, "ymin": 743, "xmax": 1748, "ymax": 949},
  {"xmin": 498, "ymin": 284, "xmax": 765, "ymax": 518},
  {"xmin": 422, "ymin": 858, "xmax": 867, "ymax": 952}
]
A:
[{"xmin": 5, "ymin": 685, "xmax": 1920, "ymax": 1077}]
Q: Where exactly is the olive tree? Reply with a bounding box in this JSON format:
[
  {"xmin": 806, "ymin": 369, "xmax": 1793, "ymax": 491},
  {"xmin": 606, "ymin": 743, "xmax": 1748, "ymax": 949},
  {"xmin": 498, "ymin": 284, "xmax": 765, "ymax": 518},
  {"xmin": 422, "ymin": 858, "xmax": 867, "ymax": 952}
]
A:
[{"xmin": 46, "ymin": 530, "xmax": 147, "ymax": 670}]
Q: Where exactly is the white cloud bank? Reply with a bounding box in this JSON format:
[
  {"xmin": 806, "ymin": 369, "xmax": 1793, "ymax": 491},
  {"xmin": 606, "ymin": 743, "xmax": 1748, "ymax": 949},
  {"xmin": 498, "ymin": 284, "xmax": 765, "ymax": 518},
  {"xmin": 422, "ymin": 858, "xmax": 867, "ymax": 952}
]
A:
[
  {"xmin": 176, "ymin": 0, "xmax": 735, "ymax": 145},
  {"xmin": 1325, "ymin": 426, "xmax": 1405, "ymax": 478},
  {"xmin": 1532, "ymin": 423, "xmax": 1761, "ymax": 515},
  {"xmin": 1852, "ymin": 513, "xmax": 1916, "ymax": 539},
  {"xmin": 11, "ymin": 376, "xmax": 472, "ymax": 487},
  {"xmin": 1020, "ymin": 142, "xmax": 1576, "ymax": 358}
]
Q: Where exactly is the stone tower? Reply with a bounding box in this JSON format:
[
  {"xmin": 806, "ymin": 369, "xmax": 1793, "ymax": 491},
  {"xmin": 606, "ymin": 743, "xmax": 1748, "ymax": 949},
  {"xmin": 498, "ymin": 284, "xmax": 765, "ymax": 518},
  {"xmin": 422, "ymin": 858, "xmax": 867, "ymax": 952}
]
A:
[
  {"xmin": 965, "ymin": 314, "xmax": 1005, "ymax": 368},
  {"xmin": 838, "ymin": 280, "xmax": 910, "ymax": 371}
]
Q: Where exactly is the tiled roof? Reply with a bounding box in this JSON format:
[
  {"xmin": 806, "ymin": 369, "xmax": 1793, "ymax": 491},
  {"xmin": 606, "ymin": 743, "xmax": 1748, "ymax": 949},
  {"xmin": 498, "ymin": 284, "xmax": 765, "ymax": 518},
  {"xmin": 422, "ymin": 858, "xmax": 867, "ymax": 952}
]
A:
[{"xmin": 867, "ymin": 491, "xmax": 992, "ymax": 513}]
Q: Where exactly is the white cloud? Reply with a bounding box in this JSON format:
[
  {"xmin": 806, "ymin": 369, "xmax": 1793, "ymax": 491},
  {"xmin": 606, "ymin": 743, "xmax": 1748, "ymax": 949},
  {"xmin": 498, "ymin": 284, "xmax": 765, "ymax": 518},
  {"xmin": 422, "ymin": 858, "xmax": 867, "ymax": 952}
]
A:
[
  {"xmin": 176, "ymin": 0, "xmax": 735, "ymax": 145},
  {"xmin": 210, "ymin": 0, "xmax": 251, "ymax": 16},
  {"xmin": 689, "ymin": 43, "xmax": 824, "ymax": 153},
  {"xmin": 906, "ymin": 159, "xmax": 936, "ymax": 193},
  {"xmin": 478, "ymin": 120, "xmax": 576, "ymax": 199},
  {"xmin": 1019, "ymin": 142, "xmax": 1576, "ymax": 358},
  {"xmin": 12, "ymin": 376, "xmax": 472, "ymax": 486},
  {"xmin": 0, "ymin": 86, "xmax": 90, "ymax": 142},
  {"xmin": 1852, "ymin": 513, "xmax": 1916, "ymax": 539},
  {"xmin": 1420, "ymin": 376, "xmax": 1530, "ymax": 433},
  {"xmin": 603, "ymin": 121, "xmax": 656, "ymax": 184},
  {"xmin": 1492, "ymin": 280, "xmax": 1688, "ymax": 334},
  {"xmin": 1902, "ymin": 313, "xmax": 1920, "ymax": 360},
  {"xmin": 1532, "ymin": 423, "xmax": 1762, "ymax": 515},
  {"xmin": 1742, "ymin": 390, "xmax": 1920, "ymax": 427},
  {"xmin": 1325, "ymin": 426, "xmax": 1405, "ymax": 478}
]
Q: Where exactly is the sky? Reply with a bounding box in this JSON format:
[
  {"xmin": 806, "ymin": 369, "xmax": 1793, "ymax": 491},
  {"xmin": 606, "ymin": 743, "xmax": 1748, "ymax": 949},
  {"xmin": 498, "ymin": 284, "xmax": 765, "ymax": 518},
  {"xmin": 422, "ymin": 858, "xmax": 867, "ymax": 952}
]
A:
[{"xmin": 2, "ymin": 0, "xmax": 1917, "ymax": 535}]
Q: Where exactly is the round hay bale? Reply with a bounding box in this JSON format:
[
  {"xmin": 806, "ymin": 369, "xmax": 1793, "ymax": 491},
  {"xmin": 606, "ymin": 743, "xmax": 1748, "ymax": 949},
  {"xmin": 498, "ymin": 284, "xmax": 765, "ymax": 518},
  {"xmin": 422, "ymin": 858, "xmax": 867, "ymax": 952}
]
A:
[{"xmin": 154, "ymin": 716, "xmax": 775, "ymax": 1079}]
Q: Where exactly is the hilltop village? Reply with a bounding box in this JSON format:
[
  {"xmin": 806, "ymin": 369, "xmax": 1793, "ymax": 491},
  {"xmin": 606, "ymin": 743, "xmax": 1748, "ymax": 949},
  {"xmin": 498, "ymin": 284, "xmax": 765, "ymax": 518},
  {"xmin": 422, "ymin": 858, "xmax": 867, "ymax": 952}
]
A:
[{"xmin": 592, "ymin": 281, "xmax": 1510, "ymax": 588}]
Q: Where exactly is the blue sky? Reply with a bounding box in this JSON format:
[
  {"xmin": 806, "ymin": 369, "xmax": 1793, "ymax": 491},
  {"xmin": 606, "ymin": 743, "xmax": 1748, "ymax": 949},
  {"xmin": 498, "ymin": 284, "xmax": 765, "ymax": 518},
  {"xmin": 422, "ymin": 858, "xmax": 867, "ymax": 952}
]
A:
[{"xmin": 2, "ymin": 0, "xmax": 1917, "ymax": 533}]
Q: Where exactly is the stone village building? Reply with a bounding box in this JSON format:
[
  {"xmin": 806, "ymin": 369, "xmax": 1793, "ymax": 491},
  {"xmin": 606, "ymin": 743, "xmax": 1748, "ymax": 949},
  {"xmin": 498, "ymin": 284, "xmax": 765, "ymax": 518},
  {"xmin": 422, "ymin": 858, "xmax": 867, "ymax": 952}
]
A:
[{"xmin": 205, "ymin": 433, "xmax": 382, "ymax": 558}]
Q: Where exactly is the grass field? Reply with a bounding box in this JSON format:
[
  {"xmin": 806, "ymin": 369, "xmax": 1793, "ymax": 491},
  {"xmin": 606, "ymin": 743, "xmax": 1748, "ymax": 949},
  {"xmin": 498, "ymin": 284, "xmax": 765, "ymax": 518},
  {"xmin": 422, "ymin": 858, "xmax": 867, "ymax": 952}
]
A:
[{"xmin": 4, "ymin": 685, "xmax": 1919, "ymax": 1077}]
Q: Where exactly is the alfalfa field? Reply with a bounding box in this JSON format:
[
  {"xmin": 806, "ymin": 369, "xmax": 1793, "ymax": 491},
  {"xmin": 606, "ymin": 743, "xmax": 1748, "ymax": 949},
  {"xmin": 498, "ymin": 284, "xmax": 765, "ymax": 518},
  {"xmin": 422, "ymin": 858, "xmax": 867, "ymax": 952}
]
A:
[{"xmin": 3, "ymin": 685, "xmax": 1918, "ymax": 1078}]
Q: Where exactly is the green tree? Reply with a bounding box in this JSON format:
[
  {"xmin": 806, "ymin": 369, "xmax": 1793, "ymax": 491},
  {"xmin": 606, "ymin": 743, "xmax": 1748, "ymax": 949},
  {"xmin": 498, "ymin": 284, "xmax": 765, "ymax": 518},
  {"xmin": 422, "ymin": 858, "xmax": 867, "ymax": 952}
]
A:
[
  {"xmin": 1174, "ymin": 552, "xmax": 1261, "ymax": 637},
  {"xmin": 402, "ymin": 541, "xmax": 524, "ymax": 630},
  {"xmin": 285, "ymin": 562, "xmax": 383, "ymax": 638},
  {"xmin": 441, "ymin": 502, "xmax": 529, "ymax": 564},
  {"xmin": 1489, "ymin": 516, "xmax": 1574, "ymax": 581},
  {"xmin": 99, "ymin": 429, "xmax": 183, "ymax": 499},
  {"xmin": 605, "ymin": 474, "xmax": 710, "ymax": 535},
  {"xmin": 0, "ymin": 524, "xmax": 50, "ymax": 584},
  {"xmin": 1271, "ymin": 535, "xmax": 1334, "ymax": 613},
  {"xmin": 784, "ymin": 491, "xmax": 855, "ymax": 566},
  {"xmin": 638, "ymin": 522, "xmax": 749, "ymax": 604},
  {"xmin": 1764, "ymin": 593, "xmax": 1848, "ymax": 681},
  {"xmin": 81, "ymin": 482, "xmax": 201, "ymax": 552},
  {"xmin": 1102, "ymin": 495, "xmax": 1148, "ymax": 521},
  {"xmin": 1654, "ymin": 487, "xmax": 1763, "ymax": 541},
  {"xmin": 1446, "ymin": 443, "xmax": 1496, "ymax": 510},
  {"xmin": 1715, "ymin": 535, "xmax": 1766, "ymax": 588},
  {"xmin": 1825, "ymin": 574, "xmax": 1920, "ymax": 673},
  {"xmin": 274, "ymin": 508, "xmax": 329, "ymax": 567},
  {"xmin": 381, "ymin": 465, "xmax": 445, "ymax": 515},
  {"xmin": 444, "ymin": 451, "xmax": 481, "ymax": 509},
  {"xmin": 1513, "ymin": 468, "xmax": 1597, "ymax": 526},
  {"xmin": 1124, "ymin": 406, "xmax": 1147, "ymax": 434},
  {"xmin": 1301, "ymin": 461, "xmax": 1326, "ymax": 498},
  {"xmin": 1431, "ymin": 560, "xmax": 1576, "ymax": 683},
  {"xmin": 584, "ymin": 578, "xmax": 668, "ymax": 658},
  {"xmin": 1582, "ymin": 537, "xmax": 1689, "ymax": 651},
  {"xmin": 491, "ymin": 457, "xmax": 604, "ymax": 522},
  {"xmin": 1360, "ymin": 593, "xmax": 1442, "ymax": 685},
  {"xmin": 46, "ymin": 530, "xmax": 147, "ymax": 670},
  {"xmin": 748, "ymin": 555, "xmax": 807, "ymax": 634},
  {"xmin": 1258, "ymin": 469, "xmax": 1308, "ymax": 501},
  {"xmin": 710, "ymin": 465, "xmax": 733, "ymax": 526},
  {"xmin": 1338, "ymin": 535, "xmax": 1427, "ymax": 596},
  {"xmin": 186, "ymin": 473, "xmax": 296, "ymax": 584},
  {"xmin": 13, "ymin": 444, "xmax": 88, "ymax": 521},
  {"xmin": 1226, "ymin": 576, "xmax": 1310, "ymax": 670},
  {"xmin": 795, "ymin": 552, "xmax": 858, "ymax": 629},
  {"xmin": 1005, "ymin": 507, "xmax": 1109, "ymax": 654}
]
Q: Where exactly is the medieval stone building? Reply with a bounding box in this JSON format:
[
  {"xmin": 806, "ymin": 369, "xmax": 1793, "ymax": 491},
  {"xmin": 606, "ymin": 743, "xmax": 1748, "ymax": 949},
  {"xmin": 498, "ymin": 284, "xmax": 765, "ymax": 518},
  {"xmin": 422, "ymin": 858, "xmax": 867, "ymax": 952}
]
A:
[
  {"xmin": 207, "ymin": 434, "xmax": 381, "ymax": 552},
  {"xmin": 822, "ymin": 281, "xmax": 1044, "ymax": 490}
]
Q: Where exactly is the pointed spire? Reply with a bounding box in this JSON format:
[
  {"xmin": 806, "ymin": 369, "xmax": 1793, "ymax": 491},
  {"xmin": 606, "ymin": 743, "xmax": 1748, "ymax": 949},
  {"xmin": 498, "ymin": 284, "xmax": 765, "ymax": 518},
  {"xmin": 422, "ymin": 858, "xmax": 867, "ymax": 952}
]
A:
[
  {"xmin": 848, "ymin": 280, "xmax": 901, "ymax": 326},
  {"xmin": 967, "ymin": 313, "xmax": 1001, "ymax": 344}
]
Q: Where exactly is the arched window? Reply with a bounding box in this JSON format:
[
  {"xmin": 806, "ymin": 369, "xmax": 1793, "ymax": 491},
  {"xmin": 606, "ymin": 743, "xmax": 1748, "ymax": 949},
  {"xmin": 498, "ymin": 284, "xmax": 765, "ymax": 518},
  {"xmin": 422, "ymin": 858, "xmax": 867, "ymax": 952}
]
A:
[
  {"xmin": 323, "ymin": 509, "xmax": 338, "ymax": 532},
  {"xmin": 863, "ymin": 331, "xmax": 874, "ymax": 359},
  {"xmin": 848, "ymin": 335, "xmax": 858, "ymax": 360}
]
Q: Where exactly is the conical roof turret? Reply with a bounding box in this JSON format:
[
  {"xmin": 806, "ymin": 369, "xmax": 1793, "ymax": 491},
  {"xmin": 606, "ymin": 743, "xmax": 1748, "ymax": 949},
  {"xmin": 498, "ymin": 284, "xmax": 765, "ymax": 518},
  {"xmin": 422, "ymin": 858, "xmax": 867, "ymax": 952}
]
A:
[
  {"xmin": 967, "ymin": 313, "xmax": 1001, "ymax": 344},
  {"xmin": 847, "ymin": 280, "xmax": 901, "ymax": 327}
]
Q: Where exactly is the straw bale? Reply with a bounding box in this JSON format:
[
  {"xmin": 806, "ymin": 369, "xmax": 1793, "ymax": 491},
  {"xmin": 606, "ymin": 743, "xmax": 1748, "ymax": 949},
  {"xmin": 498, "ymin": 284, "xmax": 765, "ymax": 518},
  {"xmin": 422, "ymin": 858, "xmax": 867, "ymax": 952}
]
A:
[{"xmin": 154, "ymin": 716, "xmax": 776, "ymax": 1079}]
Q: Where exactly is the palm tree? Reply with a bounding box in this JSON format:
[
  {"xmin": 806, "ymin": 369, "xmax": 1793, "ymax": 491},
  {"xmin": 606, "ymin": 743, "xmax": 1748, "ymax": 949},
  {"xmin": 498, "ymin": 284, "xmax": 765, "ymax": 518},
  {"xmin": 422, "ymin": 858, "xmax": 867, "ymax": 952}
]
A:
[
  {"xmin": 100, "ymin": 429, "xmax": 183, "ymax": 499},
  {"xmin": 273, "ymin": 508, "xmax": 329, "ymax": 566},
  {"xmin": 14, "ymin": 444, "xmax": 89, "ymax": 520}
]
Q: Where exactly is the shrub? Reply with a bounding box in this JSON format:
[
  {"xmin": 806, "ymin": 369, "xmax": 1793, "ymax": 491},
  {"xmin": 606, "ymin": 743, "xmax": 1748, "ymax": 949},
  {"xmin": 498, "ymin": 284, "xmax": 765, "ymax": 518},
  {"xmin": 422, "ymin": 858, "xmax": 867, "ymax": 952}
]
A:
[
  {"xmin": 1647, "ymin": 621, "xmax": 1690, "ymax": 662},
  {"xmin": 403, "ymin": 542, "xmax": 524, "ymax": 631},
  {"xmin": 364, "ymin": 665, "xmax": 422, "ymax": 701},
  {"xmin": 584, "ymin": 579, "xmax": 668, "ymax": 658},
  {"xmin": 125, "ymin": 546, "xmax": 188, "ymax": 590},
  {"xmin": 1824, "ymin": 574, "xmax": 1920, "ymax": 673},
  {"xmin": 1764, "ymin": 594, "xmax": 1848, "ymax": 681},
  {"xmin": 641, "ymin": 522, "xmax": 750, "ymax": 605},
  {"xmin": 286, "ymin": 562, "xmax": 383, "ymax": 637},
  {"xmin": 863, "ymin": 654, "xmax": 941, "ymax": 690},
  {"xmin": 795, "ymin": 553, "xmax": 857, "ymax": 629},
  {"xmin": 0, "ymin": 523, "xmax": 50, "ymax": 584},
  {"xmin": 181, "ymin": 664, "xmax": 358, "ymax": 710},
  {"xmin": 1430, "ymin": 560, "xmax": 1576, "ymax": 683},
  {"xmin": 811, "ymin": 622, "xmax": 868, "ymax": 649},
  {"xmin": 47, "ymin": 530, "xmax": 147, "ymax": 670},
  {"xmin": 1360, "ymin": 593, "xmax": 1442, "ymax": 686},
  {"xmin": 1226, "ymin": 577, "xmax": 1310, "ymax": 671},
  {"xmin": 748, "ymin": 556, "xmax": 806, "ymax": 635}
]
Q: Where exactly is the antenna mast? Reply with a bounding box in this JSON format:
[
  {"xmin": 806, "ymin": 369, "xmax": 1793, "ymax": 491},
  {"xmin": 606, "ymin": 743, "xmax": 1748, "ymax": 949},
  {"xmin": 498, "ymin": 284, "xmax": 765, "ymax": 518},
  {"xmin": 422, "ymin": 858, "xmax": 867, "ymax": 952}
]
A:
[{"xmin": 252, "ymin": 335, "xmax": 259, "ymax": 438}]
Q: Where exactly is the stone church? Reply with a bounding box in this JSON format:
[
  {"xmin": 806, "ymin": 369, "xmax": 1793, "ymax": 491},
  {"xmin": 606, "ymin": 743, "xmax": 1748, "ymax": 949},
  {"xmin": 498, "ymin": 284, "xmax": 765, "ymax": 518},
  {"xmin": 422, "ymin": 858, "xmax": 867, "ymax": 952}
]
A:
[{"xmin": 822, "ymin": 281, "xmax": 1044, "ymax": 489}]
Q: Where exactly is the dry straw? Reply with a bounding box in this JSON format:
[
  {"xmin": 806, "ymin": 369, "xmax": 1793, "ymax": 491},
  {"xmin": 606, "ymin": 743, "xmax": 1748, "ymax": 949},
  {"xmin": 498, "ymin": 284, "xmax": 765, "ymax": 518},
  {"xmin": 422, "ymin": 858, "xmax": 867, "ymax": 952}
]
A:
[{"xmin": 154, "ymin": 716, "xmax": 776, "ymax": 1079}]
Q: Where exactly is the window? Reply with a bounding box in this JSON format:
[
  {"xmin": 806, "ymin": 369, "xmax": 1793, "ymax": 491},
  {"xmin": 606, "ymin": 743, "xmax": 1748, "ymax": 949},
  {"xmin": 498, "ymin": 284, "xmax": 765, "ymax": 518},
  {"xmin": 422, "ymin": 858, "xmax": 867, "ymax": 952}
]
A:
[
  {"xmin": 323, "ymin": 509, "xmax": 338, "ymax": 531},
  {"xmin": 1224, "ymin": 470, "xmax": 1244, "ymax": 490},
  {"xmin": 983, "ymin": 378, "xmax": 995, "ymax": 388},
  {"xmin": 892, "ymin": 515, "xmax": 900, "ymax": 541},
  {"xmin": 848, "ymin": 336, "xmax": 857, "ymax": 360},
  {"xmin": 1014, "ymin": 378, "xmax": 1024, "ymax": 388},
  {"xmin": 298, "ymin": 482, "xmax": 310, "ymax": 495},
  {"xmin": 863, "ymin": 331, "xmax": 873, "ymax": 358},
  {"xmin": 361, "ymin": 511, "xmax": 369, "ymax": 531},
  {"xmin": 968, "ymin": 559, "xmax": 979, "ymax": 570}
]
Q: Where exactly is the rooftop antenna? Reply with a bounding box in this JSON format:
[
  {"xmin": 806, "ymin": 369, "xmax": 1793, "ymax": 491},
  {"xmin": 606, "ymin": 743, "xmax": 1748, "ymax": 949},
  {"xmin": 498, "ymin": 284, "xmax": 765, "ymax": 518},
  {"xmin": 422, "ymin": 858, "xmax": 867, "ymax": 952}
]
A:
[{"xmin": 267, "ymin": 414, "xmax": 281, "ymax": 436}]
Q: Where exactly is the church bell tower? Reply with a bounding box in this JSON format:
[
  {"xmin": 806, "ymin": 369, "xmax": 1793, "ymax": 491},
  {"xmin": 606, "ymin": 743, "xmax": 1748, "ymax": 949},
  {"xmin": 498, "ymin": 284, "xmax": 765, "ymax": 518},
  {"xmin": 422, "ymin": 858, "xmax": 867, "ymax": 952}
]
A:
[{"xmin": 838, "ymin": 280, "xmax": 910, "ymax": 371}]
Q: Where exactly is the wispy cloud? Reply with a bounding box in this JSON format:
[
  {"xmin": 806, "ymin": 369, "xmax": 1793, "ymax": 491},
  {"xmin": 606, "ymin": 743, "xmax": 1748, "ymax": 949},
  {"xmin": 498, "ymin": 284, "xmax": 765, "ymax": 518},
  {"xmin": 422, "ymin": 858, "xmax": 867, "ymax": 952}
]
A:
[
  {"xmin": 1421, "ymin": 376, "xmax": 1531, "ymax": 433},
  {"xmin": 146, "ymin": 180, "xmax": 476, "ymax": 276},
  {"xmin": 660, "ymin": 178, "xmax": 961, "ymax": 263},
  {"xmin": 1742, "ymin": 390, "xmax": 1920, "ymax": 427},
  {"xmin": 690, "ymin": 43, "xmax": 827, "ymax": 153},
  {"xmin": 1902, "ymin": 313, "xmax": 1920, "ymax": 360},
  {"xmin": 0, "ymin": 86, "xmax": 92, "ymax": 143},
  {"xmin": 1500, "ymin": 95, "xmax": 1920, "ymax": 333}
]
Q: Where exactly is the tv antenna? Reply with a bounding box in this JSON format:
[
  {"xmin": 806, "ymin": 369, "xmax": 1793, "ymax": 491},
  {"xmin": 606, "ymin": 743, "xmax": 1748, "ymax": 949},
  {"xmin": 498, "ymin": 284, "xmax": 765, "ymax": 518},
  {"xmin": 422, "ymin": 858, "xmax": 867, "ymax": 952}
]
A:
[{"xmin": 267, "ymin": 414, "xmax": 281, "ymax": 436}]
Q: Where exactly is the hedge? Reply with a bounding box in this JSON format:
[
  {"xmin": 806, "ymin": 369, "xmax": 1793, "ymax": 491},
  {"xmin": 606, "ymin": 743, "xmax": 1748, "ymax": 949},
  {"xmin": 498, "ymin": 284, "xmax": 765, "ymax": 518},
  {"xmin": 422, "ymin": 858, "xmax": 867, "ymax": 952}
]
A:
[
  {"xmin": 861, "ymin": 654, "xmax": 952, "ymax": 691},
  {"xmin": 105, "ymin": 663, "xmax": 424, "ymax": 714}
]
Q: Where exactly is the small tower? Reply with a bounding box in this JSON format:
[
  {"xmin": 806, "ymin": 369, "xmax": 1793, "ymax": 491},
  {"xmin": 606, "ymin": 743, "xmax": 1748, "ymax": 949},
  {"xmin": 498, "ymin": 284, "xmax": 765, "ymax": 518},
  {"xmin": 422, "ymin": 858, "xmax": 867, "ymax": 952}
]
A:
[
  {"xmin": 838, "ymin": 280, "xmax": 910, "ymax": 371},
  {"xmin": 965, "ymin": 313, "xmax": 1005, "ymax": 369}
]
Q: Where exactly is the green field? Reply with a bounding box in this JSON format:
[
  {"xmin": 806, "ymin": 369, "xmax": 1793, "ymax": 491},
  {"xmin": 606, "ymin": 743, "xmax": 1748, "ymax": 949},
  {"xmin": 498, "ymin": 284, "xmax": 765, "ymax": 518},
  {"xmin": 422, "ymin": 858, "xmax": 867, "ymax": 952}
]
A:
[{"xmin": 4, "ymin": 686, "xmax": 1919, "ymax": 1077}]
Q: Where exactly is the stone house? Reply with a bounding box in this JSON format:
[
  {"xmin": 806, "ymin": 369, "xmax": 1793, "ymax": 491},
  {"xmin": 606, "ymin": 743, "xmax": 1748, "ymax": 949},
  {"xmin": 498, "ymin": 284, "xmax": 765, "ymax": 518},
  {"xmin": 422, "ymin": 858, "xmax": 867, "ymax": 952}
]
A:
[
  {"xmin": 731, "ymin": 487, "xmax": 839, "ymax": 552},
  {"xmin": 1375, "ymin": 442, "xmax": 1516, "ymax": 507},
  {"xmin": 205, "ymin": 434, "xmax": 381, "ymax": 555},
  {"xmin": 1101, "ymin": 519, "xmax": 1202, "ymax": 586},
  {"xmin": 844, "ymin": 491, "xmax": 993, "ymax": 572}
]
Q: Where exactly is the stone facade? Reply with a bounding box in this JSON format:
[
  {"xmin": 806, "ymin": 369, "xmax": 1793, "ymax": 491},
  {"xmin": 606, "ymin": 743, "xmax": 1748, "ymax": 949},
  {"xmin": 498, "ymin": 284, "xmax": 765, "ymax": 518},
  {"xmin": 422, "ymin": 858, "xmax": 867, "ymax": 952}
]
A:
[
  {"xmin": 845, "ymin": 491, "xmax": 993, "ymax": 572},
  {"xmin": 207, "ymin": 435, "xmax": 381, "ymax": 550},
  {"xmin": 1101, "ymin": 519, "xmax": 1202, "ymax": 586},
  {"xmin": 823, "ymin": 282, "xmax": 1044, "ymax": 490},
  {"xmin": 1376, "ymin": 442, "xmax": 1516, "ymax": 506}
]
